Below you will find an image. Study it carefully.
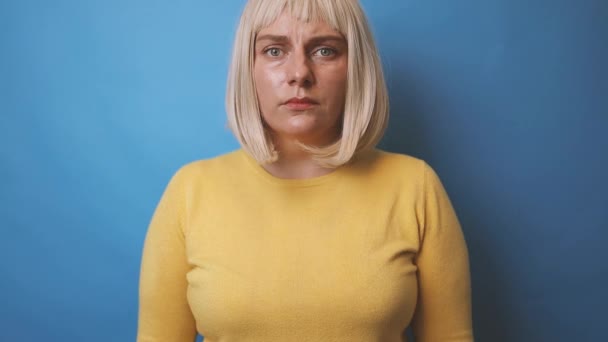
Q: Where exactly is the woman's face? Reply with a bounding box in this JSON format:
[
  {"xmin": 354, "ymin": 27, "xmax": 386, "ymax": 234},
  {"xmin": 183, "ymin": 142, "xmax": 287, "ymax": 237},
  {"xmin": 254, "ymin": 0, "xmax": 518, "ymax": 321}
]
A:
[{"xmin": 253, "ymin": 12, "xmax": 348, "ymax": 147}]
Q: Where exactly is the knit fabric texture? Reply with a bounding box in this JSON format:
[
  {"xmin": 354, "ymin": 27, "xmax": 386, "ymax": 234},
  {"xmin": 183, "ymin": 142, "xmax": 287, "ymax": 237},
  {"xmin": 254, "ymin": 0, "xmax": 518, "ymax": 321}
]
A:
[{"xmin": 137, "ymin": 149, "xmax": 473, "ymax": 342}]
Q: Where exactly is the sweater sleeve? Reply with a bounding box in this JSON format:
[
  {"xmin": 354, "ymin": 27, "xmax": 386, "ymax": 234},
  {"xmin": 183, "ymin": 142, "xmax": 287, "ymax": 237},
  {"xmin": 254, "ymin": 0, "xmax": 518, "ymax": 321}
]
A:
[
  {"xmin": 137, "ymin": 167, "xmax": 197, "ymax": 342},
  {"xmin": 411, "ymin": 162, "xmax": 474, "ymax": 341}
]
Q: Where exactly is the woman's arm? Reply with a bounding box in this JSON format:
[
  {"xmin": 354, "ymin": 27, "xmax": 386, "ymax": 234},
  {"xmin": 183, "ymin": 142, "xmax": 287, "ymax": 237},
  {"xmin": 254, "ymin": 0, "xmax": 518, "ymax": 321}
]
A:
[
  {"xmin": 137, "ymin": 168, "xmax": 197, "ymax": 342},
  {"xmin": 411, "ymin": 162, "xmax": 474, "ymax": 341}
]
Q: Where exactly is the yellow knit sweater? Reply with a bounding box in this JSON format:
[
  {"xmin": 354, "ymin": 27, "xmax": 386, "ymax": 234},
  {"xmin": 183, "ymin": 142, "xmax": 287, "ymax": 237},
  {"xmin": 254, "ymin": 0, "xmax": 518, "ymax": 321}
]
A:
[{"xmin": 137, "ymin": 149, "xmax": 473, "ymax": 342}]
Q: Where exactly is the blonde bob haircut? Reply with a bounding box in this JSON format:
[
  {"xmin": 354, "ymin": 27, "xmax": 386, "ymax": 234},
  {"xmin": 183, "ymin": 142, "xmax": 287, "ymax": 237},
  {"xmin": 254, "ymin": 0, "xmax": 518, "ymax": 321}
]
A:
[{"xmin": 226, "ymin": 0, "xmax": 389, "ymax": 168}]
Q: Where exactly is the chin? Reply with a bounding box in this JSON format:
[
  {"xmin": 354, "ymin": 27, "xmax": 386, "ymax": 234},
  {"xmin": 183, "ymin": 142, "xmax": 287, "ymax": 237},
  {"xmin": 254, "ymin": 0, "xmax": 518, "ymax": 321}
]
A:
[
  {"xmin": 265, "ymin": 114, "xmax": 340, "ymax": 143},
  {"xmin": 277, "ymin": 116, "xmax": 321, "ymax": 134}
]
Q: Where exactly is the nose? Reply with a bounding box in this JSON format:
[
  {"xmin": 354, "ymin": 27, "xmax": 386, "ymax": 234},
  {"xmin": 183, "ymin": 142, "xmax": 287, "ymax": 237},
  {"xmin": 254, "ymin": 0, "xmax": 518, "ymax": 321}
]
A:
[{"xmin": 286, "ymin": 49, "xmax": 314, "ymax": 87}]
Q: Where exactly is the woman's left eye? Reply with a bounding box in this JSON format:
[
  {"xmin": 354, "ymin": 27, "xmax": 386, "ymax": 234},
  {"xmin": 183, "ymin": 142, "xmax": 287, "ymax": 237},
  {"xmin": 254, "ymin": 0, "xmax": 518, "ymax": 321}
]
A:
[
  {"xmin": 265, "ymin": 48, "xmax": 282, "ymax": 57},
  {"xmin": 314, "ymin": 48, "xmax": 335, "ymax": 57}
]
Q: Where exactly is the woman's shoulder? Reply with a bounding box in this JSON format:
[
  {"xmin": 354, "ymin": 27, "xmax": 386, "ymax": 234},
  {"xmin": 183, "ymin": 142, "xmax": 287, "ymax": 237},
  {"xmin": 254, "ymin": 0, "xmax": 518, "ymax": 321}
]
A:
[
  {"xmin": 357, "ymin": 148, "xmax": 428, "ymax": 177},
  {"xmin": 372, "ymin": 148, "xmax": 424, "ymax": 165},
  {"xmin": 169, "ymin": 149, "xmax": 246, "ymax": 183}
]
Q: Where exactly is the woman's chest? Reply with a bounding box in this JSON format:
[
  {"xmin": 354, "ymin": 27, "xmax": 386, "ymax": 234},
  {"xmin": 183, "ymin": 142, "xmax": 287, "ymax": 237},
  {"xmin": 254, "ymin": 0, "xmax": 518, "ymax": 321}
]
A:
[{"xmin": 184, "ymin": 193, "xmax": 421, "ymax": 339}]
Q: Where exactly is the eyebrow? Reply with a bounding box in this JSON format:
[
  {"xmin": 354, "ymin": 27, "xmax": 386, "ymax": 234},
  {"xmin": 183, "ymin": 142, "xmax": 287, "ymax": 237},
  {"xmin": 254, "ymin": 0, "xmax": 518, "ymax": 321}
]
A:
[{"xmin": 255, "ymin": 34, "xmax": 346, "ymax": 45}]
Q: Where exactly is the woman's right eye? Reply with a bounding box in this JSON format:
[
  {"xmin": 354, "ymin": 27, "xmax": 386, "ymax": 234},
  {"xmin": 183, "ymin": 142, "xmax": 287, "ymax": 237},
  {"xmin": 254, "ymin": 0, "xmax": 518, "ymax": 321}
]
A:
[{"xmin": 265, "ymin": 48, "xmax": 282, "ymax": 57}]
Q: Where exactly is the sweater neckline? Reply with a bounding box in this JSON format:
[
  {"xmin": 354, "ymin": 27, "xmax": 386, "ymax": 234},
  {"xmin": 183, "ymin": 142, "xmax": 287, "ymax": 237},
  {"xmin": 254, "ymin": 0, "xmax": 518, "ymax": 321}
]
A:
[{"xmin": 238, "ymin": 149, "xmax": 346, "ymax": 188}]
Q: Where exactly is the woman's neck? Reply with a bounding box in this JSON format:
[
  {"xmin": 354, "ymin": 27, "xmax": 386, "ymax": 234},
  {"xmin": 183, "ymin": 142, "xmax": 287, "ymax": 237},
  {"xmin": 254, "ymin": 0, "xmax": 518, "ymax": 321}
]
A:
[{"xmin": 261, "ymin": 136, "xmax": 335, "ymax": 179}]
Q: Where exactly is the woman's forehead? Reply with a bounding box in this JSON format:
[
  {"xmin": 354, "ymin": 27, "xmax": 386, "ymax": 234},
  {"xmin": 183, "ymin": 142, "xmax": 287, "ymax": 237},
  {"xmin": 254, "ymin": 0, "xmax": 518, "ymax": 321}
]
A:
[{"xmin": 256, "ymin": 12, "xmax": 342, "ymax": 39}]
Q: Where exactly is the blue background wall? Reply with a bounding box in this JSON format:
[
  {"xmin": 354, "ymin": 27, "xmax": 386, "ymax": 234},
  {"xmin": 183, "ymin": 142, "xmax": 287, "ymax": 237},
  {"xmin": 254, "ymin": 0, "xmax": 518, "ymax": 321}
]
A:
[{"xmin": 1, "ymin": 0, "xmax": 606, "ymax": 341}]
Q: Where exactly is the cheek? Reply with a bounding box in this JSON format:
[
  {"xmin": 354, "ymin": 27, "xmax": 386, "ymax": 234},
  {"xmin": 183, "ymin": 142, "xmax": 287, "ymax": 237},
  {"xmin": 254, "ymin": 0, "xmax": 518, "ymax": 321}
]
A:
[
  {"xmin": 254, "ymin": 65, "xmax": 284, "ymax": 102},
  {"xmin": 321, "ymin": 60, "xmax": 347, "ymax": 87},
  {"xmin": 253, "ymin": 67, "xmax": 268, "ymax": 101},
  {"xmin": 323, "ymin": 68, "xmax": 348, "ymax": 108}
]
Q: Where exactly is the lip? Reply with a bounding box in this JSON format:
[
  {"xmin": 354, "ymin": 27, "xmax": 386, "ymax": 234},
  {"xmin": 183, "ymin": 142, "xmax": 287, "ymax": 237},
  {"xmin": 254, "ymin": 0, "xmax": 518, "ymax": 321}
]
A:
[{"xmin": 283, "ymin": 97, "xmax": 318, "ymax": 110}]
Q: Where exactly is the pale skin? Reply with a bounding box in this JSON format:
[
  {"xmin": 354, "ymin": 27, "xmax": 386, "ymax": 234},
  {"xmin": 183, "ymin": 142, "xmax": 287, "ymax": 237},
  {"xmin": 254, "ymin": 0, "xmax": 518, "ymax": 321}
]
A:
[{"xmin": 253, "ymin": 12, "xmax": 348, "ymax": 179}]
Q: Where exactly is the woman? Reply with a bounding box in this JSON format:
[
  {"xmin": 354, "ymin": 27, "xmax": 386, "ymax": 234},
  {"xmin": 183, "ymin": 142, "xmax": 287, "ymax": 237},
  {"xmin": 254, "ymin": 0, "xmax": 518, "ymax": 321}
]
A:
[{"xmin": 137, "ymin": 0, "xmax": 473, "ymax": 341}]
